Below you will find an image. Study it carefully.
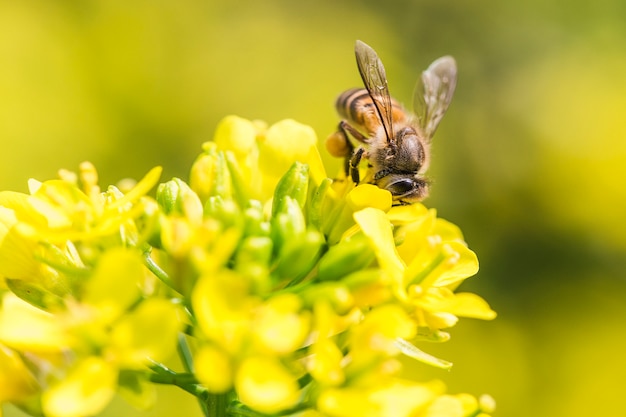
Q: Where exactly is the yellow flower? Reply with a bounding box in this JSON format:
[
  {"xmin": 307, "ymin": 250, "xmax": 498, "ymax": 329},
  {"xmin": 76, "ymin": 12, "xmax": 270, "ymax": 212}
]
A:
[
  {"xmin": 251, "ymin": 293, "xmax": 310, "ymax": 355},
  {"xmin": 0, "ymin": 201, "xmax": 48, "ymax": 282},
  {"xmin": 194, "ymin": 116, "xmax": 326, "ymax": 203},
  {"xmin": 0, "ymin": 116, "xmax": 496, "ymax": 417},
  {"xmin": 0, "ymin": 344, "xmax": 38, "ymax": 402},
  {"xmin": 352, "ymin": 205, "xmax": 496, "ymax": 333},
  {"xmin": 0, "ymin": 293, "xmax": 69, "ymax": 352},
  {"xmin": 317, "ymin": 379, "xmax": 444, "ymax": 417},
  {"xmin": 192, "ymin": 269, "xmax": 260, "ymax": 354},
  {"xmin": 235, "ymin": 356, "xmax": 300, "ymax": 414},
  {"xmin": 0, "ymin": 164, "xmax": 161, "ymax": 296},
  {"xmin": 420, "ymin": 393, "xmax": 494, "ymax": 417},
  {"xmin": 257, "ymin": 118, "xmax": 326, "ymax": 197},
  {"xmin": 348, "ymin": 304, "xmax": 415, "ymax": 363},
  {"xmin": 0, "ymin": 249, "xmax": 184, "ymax": 417},
  {"xmin": 107, "ymin": 298, "xmax": 183, "ymax": 367},
  {"xmin": 21, "ymin": 163, "xmax": 160, "ymax": 244},
  {"xmin": 195, "ymin": 344, "xmax": 233, "ymax": 393},
  {"xmin": 41, "ymin": 356, "xmax": 116, "ymax": 417},
  {"xmin": 307, "ymin": 338, "xmax": 345, "ymax": 386}
]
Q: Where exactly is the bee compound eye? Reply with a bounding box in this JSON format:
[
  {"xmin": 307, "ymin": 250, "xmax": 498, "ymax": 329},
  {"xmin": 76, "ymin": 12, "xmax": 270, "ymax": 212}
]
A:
[{"xmin": 385, "ymin": 178, "xmax": 416, "ymax": 196}]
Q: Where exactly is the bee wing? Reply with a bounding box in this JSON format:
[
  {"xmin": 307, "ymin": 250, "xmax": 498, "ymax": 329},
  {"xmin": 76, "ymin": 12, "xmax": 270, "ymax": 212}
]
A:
[
  {"xmin": 413, "ymin": 56, "xmax": 457, "ymax": 140},
  {"xmin": 355, "ymin": 40, "xmax": 395, "ymax": 143}
]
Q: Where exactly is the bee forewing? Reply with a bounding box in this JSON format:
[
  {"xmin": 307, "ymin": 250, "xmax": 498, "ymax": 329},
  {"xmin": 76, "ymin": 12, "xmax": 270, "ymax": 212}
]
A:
[
  {"xmin": 354, "ymin": 40, "xmax": 395, "ymax": 144},
  {"xmin": 413, "ymin": 55, "xmax": 457, "ymax": 140}
]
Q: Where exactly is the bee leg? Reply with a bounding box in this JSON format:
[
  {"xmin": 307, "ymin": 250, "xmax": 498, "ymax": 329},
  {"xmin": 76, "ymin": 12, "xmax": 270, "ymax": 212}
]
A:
[
  {"xmin": 342, "ymin": 155, "xmax": 351, "ymax": 177},
  {"xmin": 349, "ymin": 147, "xmax": 365, "ymax": 184},
  {"xmin": 337, "ymin": 120, "xmax": 370, "ymax": 179},
  {"xmin": 339, "ymin": 120, "xmax": 368, "ymax": 144},
  {"xmin": 334, "ymin": 122, "xmax": 355, "ymax": 176}
]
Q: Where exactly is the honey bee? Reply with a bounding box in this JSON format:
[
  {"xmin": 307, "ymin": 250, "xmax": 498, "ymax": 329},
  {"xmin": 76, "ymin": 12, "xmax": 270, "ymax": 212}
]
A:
[{"xmin": 326, "ymin": 40, "xmax": 457, "ymax": 204}]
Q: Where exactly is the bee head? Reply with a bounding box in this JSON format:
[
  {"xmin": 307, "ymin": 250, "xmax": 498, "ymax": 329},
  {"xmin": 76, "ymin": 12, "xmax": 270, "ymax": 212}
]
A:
[{"xmin": 375, "ymin": 173, "xmax": 430, "ymax": 204}]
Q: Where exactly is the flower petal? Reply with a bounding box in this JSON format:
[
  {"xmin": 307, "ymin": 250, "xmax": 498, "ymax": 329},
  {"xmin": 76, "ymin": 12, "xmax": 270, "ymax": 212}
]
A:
[
  {"xmin": 109, "ymin": 299, "xmax": 184, "ymax": 367},
  {"xmin": 235, "ymin": 356, "xmax": 300, "ymax": 414},
  {"xmin": 0, "ymin": 293, "xmax": 69, "ymax": 352},
  {"xmin": 438, "ymin": 292, "xmax": 497, "ymax": 320},
  {"xmin": 347, "ymin": 185, "xmax": 392, "ymax": 212},
  {"xmin": 258, "ymin": 119, "xmax": 319, "ymax": 199},
  {"xmin": 353, "ymin": 208, "xmax": 404, "ymax": 281},
  {"xmin": 82, "ymin": 248, "xmax": 144, "ymax": 323},
  {"xmin": 42, "ymin": 357, "xmax": 116, "ymax": 417}
]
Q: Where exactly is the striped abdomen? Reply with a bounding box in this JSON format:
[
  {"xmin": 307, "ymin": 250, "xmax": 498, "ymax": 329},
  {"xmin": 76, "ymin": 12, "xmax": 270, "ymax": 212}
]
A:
[{"xmin": 335, "ymin": 88, "xmax": 408, "ymax": 137}]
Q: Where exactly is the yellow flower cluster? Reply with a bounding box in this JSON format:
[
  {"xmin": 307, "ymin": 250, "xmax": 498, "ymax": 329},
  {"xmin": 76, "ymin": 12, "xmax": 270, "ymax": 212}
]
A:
[
  {"xmin": 0, "ymin": 164, "xmax": 184, "ymax": 417},
  {"xmin": 0, "ymin": 116, "xmax": 496, "ymax": 417}
]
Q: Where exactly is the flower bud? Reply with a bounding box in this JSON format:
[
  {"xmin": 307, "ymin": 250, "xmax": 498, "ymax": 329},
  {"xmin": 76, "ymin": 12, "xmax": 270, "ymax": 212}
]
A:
[
  {"xmin": 271, "ymin": 161, "xmax": 309, "ymax": 218},
  {"xmin": 204, "ymin": 196, "xmax": 242, "ymax": 231},
  {"xmin": 156, "ymin": 178, "xmax": 203, "ymax": 224},
  {"xmin": 234, "ymin": 236, "xmax": 273, "ymax": 293},
  {"xmin": 242, "ymin": 201, "xmax": 270, "ymax": 238},
  {"xmin": 270, "ymin": 197, "xmax": 305, "ymax": 256},
  {"xmin": 308, "ymin": 178, "xmax": 332, "ymax": 230},
  {"xmin": 274, "ymin": 229, "xmax": 325, "ymax": 285},
  {"xmin": 317, "ymin": 232, "xmax": 375, "ymax": 282},
  {"xmin": 299, "ymin": 282, "xmax": 354, "ymax": 315},
  {"xmin": 189, "ymin": 143, "xmax": 233, "ymax": 202}
]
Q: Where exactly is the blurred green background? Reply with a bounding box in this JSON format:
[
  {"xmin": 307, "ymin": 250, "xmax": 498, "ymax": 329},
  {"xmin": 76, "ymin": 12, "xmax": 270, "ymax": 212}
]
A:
[{"xmin": 2, "ymin": 0, "xmax": 626, "ymax": 416}]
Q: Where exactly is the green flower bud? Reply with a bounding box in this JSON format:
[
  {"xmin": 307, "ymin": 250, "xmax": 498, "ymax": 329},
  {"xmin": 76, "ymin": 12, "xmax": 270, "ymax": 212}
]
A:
[
  {"xmin": 224, "ymin": 152, "xmax": 253, "ymax": 208},
  {"xmin": 271, "ymin": 162, "xmax": 309, "ymax": 218},
  {"xmin": 308, "ymin": 178, "xmax": 332, "ymax": 230},
  {"xmin": 235, "ymin": 236, "xmax": 273, "ymax": 267},
  {"xmin": 242, "ymin": 201, "xmax": 270, "ymax": 238},
  {"xmin": 189, "ymin": 143, "xmax": 233, "ymax": 202},
  {"xmin": 156, "ymin": 178, "xmax": 202, "ymax": 220},
  {"xmin": 317, "ymin": 232, "xmax": 376, "ymax": 281},
  {"xmin": 234, "ymin": 236, "xmax": 274, "ymax": 293},
  {"xmin": 156, "ymin": 178, "xmax": 184, "ymax": 215},
  {"xmin": 298, "ymin": 282, "xmax": 354, "ymax": 315},
  {"xmin": 275, "ymin": 229, "xmax": 325, "ymax": 286},
  {"xmin": 204, "ymin": 196, "xmax": 242, "ymax": 231},
  {"xmin": 270, "ymin": 196, "xmax": 306, "ymax": 255},
  {"xmin": 341, "ymin": 268, "xmax": 389, "ymax": 305}
]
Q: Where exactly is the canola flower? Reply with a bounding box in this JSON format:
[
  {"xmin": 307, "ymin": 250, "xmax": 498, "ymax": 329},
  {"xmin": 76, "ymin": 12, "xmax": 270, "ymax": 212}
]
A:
[{"xmin": 0, "ymin": 115, "xmax": 496, "ymax": 417}]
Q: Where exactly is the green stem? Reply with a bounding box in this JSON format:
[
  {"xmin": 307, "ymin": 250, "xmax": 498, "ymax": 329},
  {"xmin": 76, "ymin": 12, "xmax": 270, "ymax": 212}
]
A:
[
  {"xmin": 143, "ymin": 249, "xmax": 177, "ymax": 289},
  {"xmin": 149, "ymin": 371, "xmax": 199, "ymax": 388},
  {"xmin": 176, "ymin": 334, "xmax": 211, "ymax": 416},
  {"xmin": 178, "ymin": 333, "xmax": 194, "ymax": 372},
  {"xmin": 208, "ymin": 393, "xmax": 230, "ymax": 417},
  {"xmin": 146, "ymin": 364, "xmax": 208, "ymax": 400},
  {"xmin": 227, "ymin": 401, "xmax": 310, "ymax": 417}
]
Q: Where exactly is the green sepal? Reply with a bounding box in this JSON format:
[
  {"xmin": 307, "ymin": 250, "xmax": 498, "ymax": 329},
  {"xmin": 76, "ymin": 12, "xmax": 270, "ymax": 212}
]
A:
[
  {"xmin": 207, "ymin": 148, "xmax": 233, "ymax": 200},
  {"xmin": 317, "ymin": 232, "xmax": 376, "ymax": 281},
  {"xmin": 224, "ymin": 151, "xmax": 253, "ymax": 208},
  {"xmin": 275, "ymin": 229, "xmax": 326, "ymax": 286},
  {"xmin": 204, "ymin": 196, "xmax": 242, "ymax": 231},
  {"xmin": 234, "ymin": 236, "xmax": 274, "ymax": 294},
  {"xmin": 298, "ymin": 282, "xmax": 353, "ymax": 314},
  {"xmin": 189, "ymin": 144, "xmax": 233, "ymax": 201},
  {"xmin": 270, "ymin": 196, "xmax": 306, "ymax": 255},
  {"xmin": 308, "ymin": 178, "xmax": 332, "ymax": 230},
  {"xmin": 156, "ymin": 178, "xmax": 189, "ymax": 215},
  {"xmin": 394, "ymin": 338, "xmax": 453, "ymax": 370},
  {"xmin": 235, "ymin": 236, "xmax": 273, "ymax": 269},
  {"xmin": 242, "ymin": 200, "xmax": 270, "ymax": 238},
  {"xmin": 272, "ymin": 162, "xmax": 309, "ymax": 218},
  {"xmin": 5, "ymin": 278, "xmax": 66, "ymax": 312}
]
